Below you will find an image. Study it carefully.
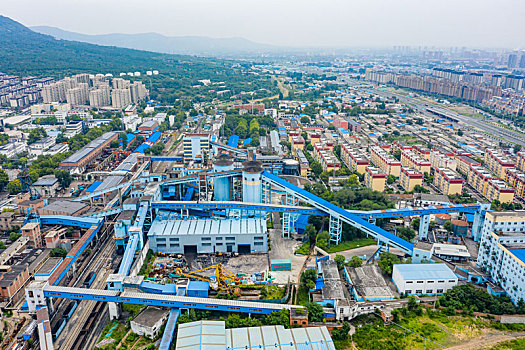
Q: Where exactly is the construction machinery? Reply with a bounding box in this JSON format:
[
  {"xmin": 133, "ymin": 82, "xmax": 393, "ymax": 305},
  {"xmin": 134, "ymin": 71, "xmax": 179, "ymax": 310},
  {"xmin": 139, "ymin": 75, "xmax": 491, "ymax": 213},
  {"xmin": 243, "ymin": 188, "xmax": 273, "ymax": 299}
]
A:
[{"xmin": 174, "ymin": 263, "xmax": 239, "ymax": 294}]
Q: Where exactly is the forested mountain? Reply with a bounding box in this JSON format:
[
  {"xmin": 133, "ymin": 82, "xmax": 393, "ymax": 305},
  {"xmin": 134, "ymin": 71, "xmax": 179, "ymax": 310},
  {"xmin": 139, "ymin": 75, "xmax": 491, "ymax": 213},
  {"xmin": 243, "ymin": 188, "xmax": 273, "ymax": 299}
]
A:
[
  {"xmin": 0, "ymin": 16, "xmax": 241, "ymax": 77},
  {"xmin": 31, "ymin": 25, "xmax": 277, "ymax": 57}
]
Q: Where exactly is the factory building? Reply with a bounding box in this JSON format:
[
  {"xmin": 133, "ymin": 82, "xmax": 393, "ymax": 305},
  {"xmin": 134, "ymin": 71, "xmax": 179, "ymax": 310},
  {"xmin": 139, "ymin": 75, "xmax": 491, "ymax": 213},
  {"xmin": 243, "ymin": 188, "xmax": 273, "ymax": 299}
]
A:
[
  {"xmin": 175, "ymin": 320, "xmax": 335, "ymax": 350},
  {"xmin": 477, "ymin": 211, "xmax": 525, "ymax": 303},
  {"xmin": 183, "ymin": 133, "xmax": 210, "ymax": 162},
  {"xmin": 392, "ymin": 263, "xmax": 458, "ymax": 295},
  {"xmin": 59, "ymin": 132, "xmax": 118, "ymax": 173},
  {"xmin": 148, "ymin": 214, "xmax": 268, "ymax": 255}
]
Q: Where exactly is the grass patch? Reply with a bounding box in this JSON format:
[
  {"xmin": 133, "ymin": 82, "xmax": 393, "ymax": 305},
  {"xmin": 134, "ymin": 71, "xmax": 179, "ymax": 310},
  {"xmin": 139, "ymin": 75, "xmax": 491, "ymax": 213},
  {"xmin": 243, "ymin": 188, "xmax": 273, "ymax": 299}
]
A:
[
  {"xmin": 295, "ymin": 242, "xmax": 310, "ymax": 255},
  {"xmin": 325, "ymin": 238, "xmax": 376, "ymax": 253},
  {"xmin": 296, "ymin": 285, "xmax": 310, "ymax": 305},
  {"xmin": 122, "ymin": 303, "xmax": 145, "ymax": 317},
  {"xmin": 489, "ymin": 339, "xmax": 525, "ymax": 350}
]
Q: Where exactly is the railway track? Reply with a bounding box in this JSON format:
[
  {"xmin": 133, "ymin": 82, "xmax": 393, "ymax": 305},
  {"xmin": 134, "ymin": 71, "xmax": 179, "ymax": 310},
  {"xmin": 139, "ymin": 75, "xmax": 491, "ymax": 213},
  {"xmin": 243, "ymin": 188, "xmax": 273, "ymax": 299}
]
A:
[{"xmin": 55, "ymin": 237, "xmax": 115, "ymax": 350}]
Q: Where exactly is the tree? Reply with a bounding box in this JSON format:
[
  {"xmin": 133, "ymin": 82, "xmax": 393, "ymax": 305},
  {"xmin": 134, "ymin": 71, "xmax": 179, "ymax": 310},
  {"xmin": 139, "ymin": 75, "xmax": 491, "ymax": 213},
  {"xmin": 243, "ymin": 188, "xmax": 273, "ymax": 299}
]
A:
[
  {"xmin": 315, "ymin": 231, "xmax": 330, "ymax": 250},
  {"xmin": 0, "ymin": 169, "xmax": 8, "ymax": 190},
  {"xmin": 305, "ymin": 302, "xmax": 324, "ymax": 322},
  {"xmin": 348, "ymin": 256, "xmax": 363, "ymax": 268},
  {"xmin": 386, "ymin": 174, "xmax": 396, "ymax": 185},
  {"xmin": 457, "ymin": 129, "xmax": 463, "ymax": 136},
  {"xmin": 300, "ymin": 116, "xmax": 310, "ymax": 124},
  {"xmin": 334, "ymin": 255, "xmax": 346, "ymax": 270},
  {"xmin": 6, "ymin": 180, "xmax": 21, "ymax": 195},
  {"xmin": 27, "ymin": 128, "xmax": 47, "ymax": 144},
  {"xmin": 50, "ymin": 247, "xmax": 67, "ymax": 258},
  {"xmin": 304, "ymin": 224, "xmax": 317, "ymax": 242},
  {"xmin": 310, "ymin": 162, "xmax": 323, "ymax": 177},
  {"xmin": 411, "ymin": 217, "xmax": 420, "ymax": 230},
  {"xmin": 9, "ymin": 231, "xmax": 21, "ymax": 242},
  {"xmin": 301, "ymin": 268, "xmax": 317, "ymax": 287},
  {"xmin": 443, "ymin": 220, "xmax": 453, "ymax": 233},
  {"xmin": 54, "ymin": 170, "xmax": 72, "ymax": 188},
  {"xmin": 378, "ymin": 252, "xmax": 401, "ymax": 276},
  {"xmin": 397, "ymin": 226, "xmax": 416, "ymax": 241}
]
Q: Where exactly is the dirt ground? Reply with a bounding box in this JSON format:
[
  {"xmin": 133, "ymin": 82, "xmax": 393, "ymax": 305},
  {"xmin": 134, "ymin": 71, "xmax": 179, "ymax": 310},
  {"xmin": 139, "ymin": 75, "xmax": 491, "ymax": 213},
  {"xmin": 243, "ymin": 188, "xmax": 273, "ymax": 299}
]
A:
[{"xmin": 446, "ymin": 332, "xmax": 525, "ymax": 350}]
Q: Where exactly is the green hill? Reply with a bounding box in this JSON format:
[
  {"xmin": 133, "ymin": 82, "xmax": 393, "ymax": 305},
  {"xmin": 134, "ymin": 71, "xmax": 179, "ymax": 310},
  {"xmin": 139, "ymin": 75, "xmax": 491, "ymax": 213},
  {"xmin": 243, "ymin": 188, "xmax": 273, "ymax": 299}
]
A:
[{"xmin": 0, "ymin": 15, "xmax": 278, "ymax": 102}]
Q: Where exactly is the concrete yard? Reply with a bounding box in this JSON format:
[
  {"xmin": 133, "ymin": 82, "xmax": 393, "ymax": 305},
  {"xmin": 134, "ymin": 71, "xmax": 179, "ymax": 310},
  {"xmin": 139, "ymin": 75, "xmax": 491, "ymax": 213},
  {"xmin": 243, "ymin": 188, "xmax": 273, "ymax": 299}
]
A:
[{"xmin": 268, "ymin": 227, "xmax": 308, "ymax": 284}]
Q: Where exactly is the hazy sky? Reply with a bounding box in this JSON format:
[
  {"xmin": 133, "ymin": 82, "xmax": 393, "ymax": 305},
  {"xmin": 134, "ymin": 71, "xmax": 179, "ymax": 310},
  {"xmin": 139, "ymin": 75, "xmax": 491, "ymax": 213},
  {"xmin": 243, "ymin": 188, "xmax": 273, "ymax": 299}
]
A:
[{"xmin": 3, "ymin": 0, "xmax": 524, "ymax": 48}]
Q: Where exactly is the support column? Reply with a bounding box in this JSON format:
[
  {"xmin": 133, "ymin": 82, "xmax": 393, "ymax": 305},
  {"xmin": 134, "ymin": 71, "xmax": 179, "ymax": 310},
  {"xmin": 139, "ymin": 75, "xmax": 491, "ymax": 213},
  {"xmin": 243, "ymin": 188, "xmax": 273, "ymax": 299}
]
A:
[
  {"xmin": 418, "ymin": 214, "xmax": 430, "ymax": 241},
  {"xmin": 108, "ymin": 302, "xmax": 121, "ymax": 320},
  {"xmin": 282, "ymin": 193, "xmax": 298, "ymax": 238},
  {"xmin": 36, "ymin": 307, "xmax": 54, "ymax": 350},
  {"xmin": 329, "ymin": 215, "xmax": 342, "ymax": 244},
  {"xmin": 471, "ymin": 203, "xmax": 490, "ymax": 242}
]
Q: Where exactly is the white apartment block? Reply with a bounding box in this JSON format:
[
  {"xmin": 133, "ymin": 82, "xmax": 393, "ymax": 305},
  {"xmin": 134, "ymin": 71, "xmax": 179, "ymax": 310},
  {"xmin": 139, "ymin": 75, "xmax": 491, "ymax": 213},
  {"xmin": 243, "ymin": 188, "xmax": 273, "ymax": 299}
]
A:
[
  {"xmin": 477, "ymin": 211, "xmax": 525, "ymax": 303},
  {"xmin": 112, "ymin": 88, "xmax": 132, "ymax": 109}
]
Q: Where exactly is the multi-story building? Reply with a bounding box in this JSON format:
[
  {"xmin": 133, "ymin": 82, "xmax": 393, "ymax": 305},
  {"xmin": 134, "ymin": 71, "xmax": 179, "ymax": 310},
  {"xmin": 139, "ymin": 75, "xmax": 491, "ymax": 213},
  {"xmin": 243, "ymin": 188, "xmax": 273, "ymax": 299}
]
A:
[
  {"xmin": 456, "ymin": 154, "xmax": 481, "ymax": 175},
  {"xmin": 291, "ymin": 136, "xmax": 305, "ymax": 155},
  {"xmin": 183, "ymin": 133, "xmax": 210, "ymax": 162},
  {"xmin": 430, "ymin": 149, "xmax": 457, "ymax": 171},
  {"xmin": 89, "ymin": 86, "xmax": 111, "ymax": 108},
  {"xmin": 401, "ymin": 150, "xmax": 431, "ymax": 174},
  {"xmin": 486, "ymin": 179, "xmax": 515, "ymax": 203},
  {"xmin": 477, "ymin": 211, "xmax": 525, "ymax": 304},
  {"xmin": 364, "ymin": 166, "xmax": 386, "ymax": 192},
  {"xmin": 370, "ymin": 146, "xmax": 401, "ymax": 177},
  {"xmin": 413, "ymin": 145, "xmax": 431, "ymax": 160},
  {"xmin": 111, "ymin": 88, "xmax": 132, "ymax": 109},
  {"xmin": 505, "ymin": 168, "xmax": 525, "ymax": 199},
  {"xmin": 434, "ymin": 167, "xmax": 464, "ymax": 195},
  {"xmin": 467, "ymin": 165, "xmax": 493, "ymax": 197},
  {"xmin": 484, "ymin": 148, "xmax": 516, "ymax": 179},
  {"xmin": 112, "ymin": 77, "xmax": 131, "ymax": 89},
  {"xmin": 340, "ymin": 143, "xmax": 369, "ymax": 175},
  {"xmin": 517, "ymin": 152, "xmax": 525, "ymax": 172},
  {"xmin": 400, "ymin": 167, "xmax": 423, "ymax": 192}
]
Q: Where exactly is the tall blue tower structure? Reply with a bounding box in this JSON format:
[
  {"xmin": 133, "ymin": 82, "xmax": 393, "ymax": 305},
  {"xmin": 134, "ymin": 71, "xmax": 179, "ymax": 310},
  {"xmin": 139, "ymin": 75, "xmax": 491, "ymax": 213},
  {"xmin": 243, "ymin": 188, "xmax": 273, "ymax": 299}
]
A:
[{"xmin": 213, "ymin": 154, "xmax": 234, "ymax": 201}]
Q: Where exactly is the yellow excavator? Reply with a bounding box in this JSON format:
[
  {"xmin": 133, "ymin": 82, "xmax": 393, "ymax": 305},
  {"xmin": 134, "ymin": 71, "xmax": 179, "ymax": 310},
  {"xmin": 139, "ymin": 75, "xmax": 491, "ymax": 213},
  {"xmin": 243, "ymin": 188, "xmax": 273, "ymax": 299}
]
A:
[{"xmin": 174, "ymin": 264, "xmax": 239, "ymax": 294}]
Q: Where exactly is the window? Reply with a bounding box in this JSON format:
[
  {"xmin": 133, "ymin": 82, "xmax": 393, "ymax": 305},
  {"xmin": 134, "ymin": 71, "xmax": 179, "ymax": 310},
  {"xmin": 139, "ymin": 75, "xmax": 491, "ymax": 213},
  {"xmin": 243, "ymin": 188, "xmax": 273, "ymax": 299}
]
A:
[
  {"xmin": 216, "ymin": 243, "xmax": 223, "ymax": 246},
  {"xmin": 216, "ymin": 237, "xmax": 223, "ymax": 240},
  {"xmin": 406, "ymin": 281, "xmax": 413, "ymax": 284},
  {"xmin": 416, "ymin": 290, "xmax": 422, "ymax": 294},
  {"xmin": 170, "ymin": 244, "xmax": 180, "ymax": 247},
  {"xmin": 157, "ymin": 244, "xmax": 166, "ymax": 248},
  {"xmin": 405, "ymin": 290, "xmax": 412, "ymax": 294},
  {"xmin": 437, "ymin": 289, "xmax": 443, "ymax": 293},
  {"xmin": 438, "ymin": 280, "xmax": 444, "ymax": 283},
  {"xmin": 448, "ymin": 280, "xmax": 456, "ymax": 283},
  {"xmin": 254, "ymin": 236, "xmax": 264, "ymax": 240},
  {"xmin": 157, "ymin": 238, "xmax": 166, "ymax": 242},
  {"xmin": 226, "ymin": 237, "xmax": 235, "ymax": 241},
  {"xmin": 169, "ymin": 238, "xmax": 179, "ymax": 242},
  {"xmin": 201, "ymin": 237, "xmax": 211, "ymax": 241},
  {"xmin": 202, "ymin": 243, "xmax": 211, "ymax": 246},
  {"xmin": 254, "ymin": 242, "xmax": 263, "ymax": 246},
  {"xmin": 426, "ymin": 290, "xmax": 433, "ymax": 294},
  {"xmin": 417, "ymin": 281, "xmax": 424, "ymax": 284}
]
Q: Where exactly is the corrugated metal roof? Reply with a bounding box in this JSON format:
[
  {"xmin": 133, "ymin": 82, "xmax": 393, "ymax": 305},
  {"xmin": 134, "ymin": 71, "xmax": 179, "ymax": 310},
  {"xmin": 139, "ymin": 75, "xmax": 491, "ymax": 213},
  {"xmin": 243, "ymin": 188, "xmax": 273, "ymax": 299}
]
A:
[{"xmin": 393, "ymin": 263, "xmax": 457, "ymax": 280}]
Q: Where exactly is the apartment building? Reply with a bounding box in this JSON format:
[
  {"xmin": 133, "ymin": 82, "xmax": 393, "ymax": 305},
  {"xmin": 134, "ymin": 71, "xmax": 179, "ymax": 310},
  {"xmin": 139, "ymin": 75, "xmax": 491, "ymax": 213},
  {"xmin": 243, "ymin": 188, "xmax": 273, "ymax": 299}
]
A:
[
  {"xmin": 456, "ymin": 155, "xmax": 481, "ymax": 175},
  {"xmin": 433, "ymin": 167, "xmax": 464, "ymax": 195},
  {"xmin": 370, "ymin": 146, "xmax": 401, "ymax": 177},
  {"xmin": 413, "ymin": 145, "xmax": 431, "ymax": 160},
  {"xmin": 477, "ymin": 211, "xmax": 525, "ymax": 304},
  {"xmin": 392, "ymin": 141, "xmax": 412, "ymax": 155},
  {"xmin": 364, "ymin": 166, "xmax": 386, "ymax": 192},
  {"xmin": 291, "ymin": 136, "xmax": 305, "ymax": 155},
  {"xmin": 317, "ymin": 148, "xmax": 341, "ymax": 172},
  {"xmin": 505, "ymin": 168, "xmax": 525, "ymax": 199},
  {"xmin": 89, "ymin": 86, "xmax": 111, "ymax": 108},
  {"xmin": 467, "ymin": 165, "xmax": 493, "ymax": 196},
  {"xmin": 484, "ymin": 148, "xmax": 516, "ymax": 179},
  {"xmin": 517, "ymin": 151, "xmax": 525, "ymax": 172},
  {"xmin": 111, "ymin": 88, "xmax": 132, "ymax": 109},
  {"xmin": 340, "ymin": 143, "xmax": 369, "ymax": 175},
  {"xmin": 400, "ymin": 167, "xmax": 423, "ymax": 192},
  {"xmin": 430, "ymin": 149, "xmax": 457, "ymax": 171},
  {"xmin": 401, "ymin": 150, "xmax": 431, "ymax": 174},
  {"xmin": 486, "ymin": 179, "xmax": 515, "ymax": 204}
]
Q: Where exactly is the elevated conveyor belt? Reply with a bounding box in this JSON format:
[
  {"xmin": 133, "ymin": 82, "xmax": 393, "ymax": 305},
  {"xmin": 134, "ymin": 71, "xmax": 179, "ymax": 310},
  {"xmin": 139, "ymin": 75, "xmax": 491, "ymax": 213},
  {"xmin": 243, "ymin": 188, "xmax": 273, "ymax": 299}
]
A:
[
  {"xmin": 152, "ymin": 201, "xmax": 328, "ymax": 216},
  {"xmin": 43, "ymin": 286, "xmax": 302, "ymax": 315},
  {"xmin": 40, "ymin": 215, "xmax": 102, "ymax": 229},
  {"xmin": 210, "ymin": 140, "xmax": 248, "ymax": 156},
  {"xmin": 158, "ymin": 308, "xmax": 180, "ymax": 350},
  {"xmin": 347, "ymin": 203, "xmax": 481, "ymax": 219},
  {"xmin": 262, "ymin": 171, "xmax": 415, "ymax": 254}
]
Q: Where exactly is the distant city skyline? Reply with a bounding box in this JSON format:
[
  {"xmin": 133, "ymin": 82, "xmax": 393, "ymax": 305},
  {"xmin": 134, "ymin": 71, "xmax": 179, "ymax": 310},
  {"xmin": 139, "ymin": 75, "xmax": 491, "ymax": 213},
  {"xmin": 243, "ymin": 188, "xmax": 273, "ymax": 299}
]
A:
[{"xmin": 2, "ymin": 0, "xmax": 524, "ymax": 49}]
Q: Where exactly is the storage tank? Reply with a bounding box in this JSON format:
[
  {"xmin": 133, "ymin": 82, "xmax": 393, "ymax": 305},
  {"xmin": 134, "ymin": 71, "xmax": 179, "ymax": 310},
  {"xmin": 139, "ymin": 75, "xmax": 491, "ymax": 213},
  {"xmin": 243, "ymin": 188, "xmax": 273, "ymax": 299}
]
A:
[
  {"xmin": 242, "ymin": 160, "xmax": 264, "ymax": 203},
  {"xmin": 451, "ymin": 220, "xmax": 469, "ymax": 237},
  {"xmin": 435, "ymin": 214, "xmax": 451, "ymax": 225},
  {"xmin": 213, "ymin": 154, "xmax": 234, "ymax": 201}
]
